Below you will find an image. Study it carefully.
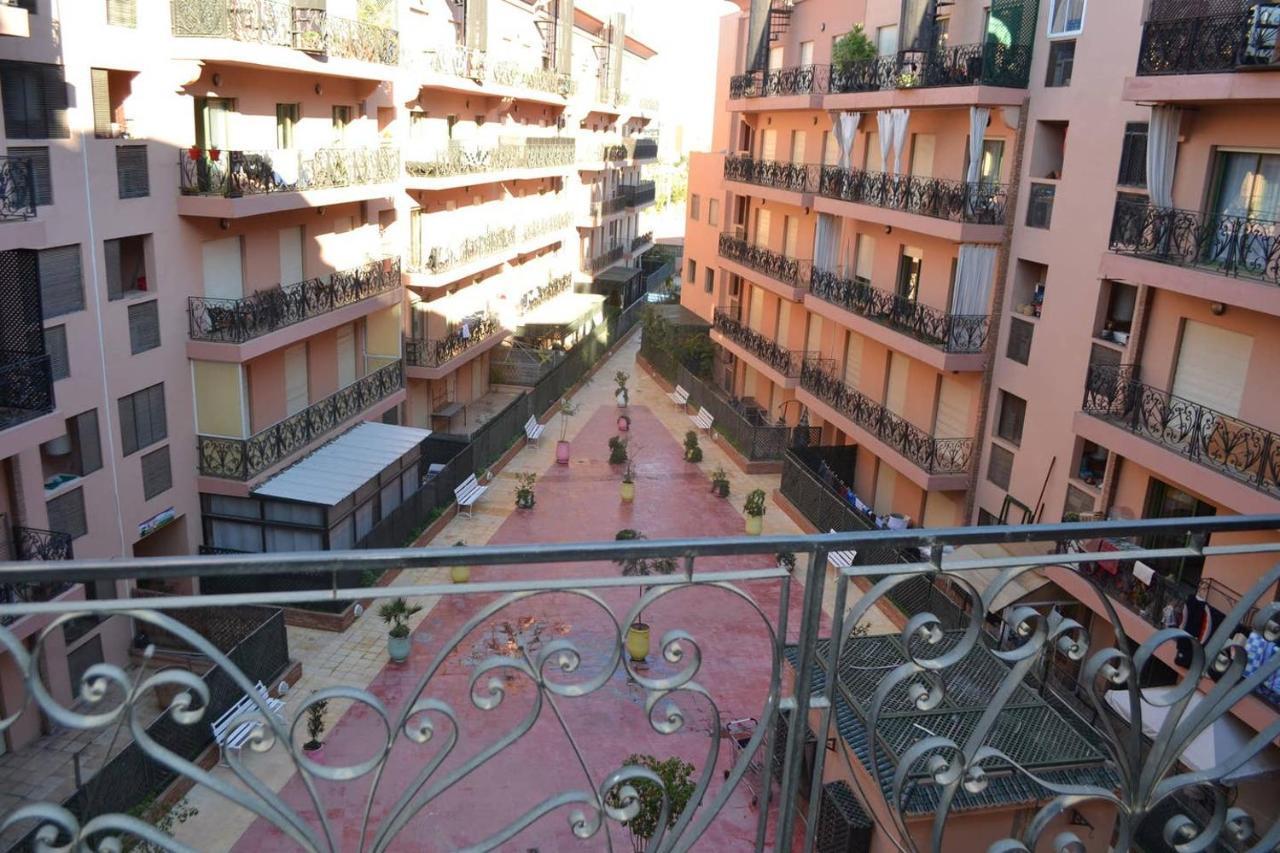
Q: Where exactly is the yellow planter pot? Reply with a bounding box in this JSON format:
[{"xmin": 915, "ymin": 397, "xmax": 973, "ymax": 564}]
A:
[
  {"xmin": 620, "ymin": 481, "xmax": 635, "ymax": 502},
  {"xmin": 745, "ymin": 515, "xmax": 764, "ymax": 535},
  {"xmin": 626, "ymin": 623, "xmax": 650, "ymax": 662},
  {"xmin": 450, "ymin": 564, "xmax": 470, "ymax": 584}
]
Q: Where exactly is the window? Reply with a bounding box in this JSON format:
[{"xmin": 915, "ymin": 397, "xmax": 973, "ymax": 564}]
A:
[
  {"xmin": 1118, "ymin": 122, "xmax": 1148, "ymax": 188},
  {"xmin": 1026, "ymin": 183, "xmax": 1056, "ymax": 229},
  {"xmin": 105, "ymin": 234, "xmax": 148, "ymax": 300},
  {"xmin": 0, "ymin": 61, "xmax": 70, "ymax": 139},
  {"xmin": 987, "ymin": 445, "xmax": 1014, "ymax": 490},
  {"xmin": 896, "ymin": 247, "xmax": 921, "ymax": 302},
  {"xmin": 1048, "ymin": 0, "xmax": 1086, "ymax": 37},
  {"xmin": 1045, "ymin": 41, "xmax": 1075, "ymax": 87},
  {"xmin": 876, "ymin": 25, "xmax": 898, "ymax": 56},
  {"xmin": 46, "ymin": 487, "xmax": 87, "ymax": 540},
  {"xmin": 704, "ymin": 267, "xmax": 714, "ymax": 294},
  {"xmin": 1212, "ymin": 151, "xmax": 1280, "ymax": 224},
  {"xmin": 105, "ymin": 0, "xmax": 137, "ymax": 27},
  {"xmin": 708, "ymin": 198, "xmax": 720, "ymax": 227},
  {"xmin": 38, "ymin": 244, "xmax": 84, "ymax": 318},
  {"xmin": 8, "ymin": 146, "xmax": 50, "ymax": 205},
  {"xmin": 689, "ymin": 194, "xmax": 700, "ymax": 221},
  {"xmin": 115, "ymin": 145, "xmax": 149, "ymax": 199},
  {"xmin": 995, "ymin": 391, "xmax": 1027, "ymax": 446},
  {"xmin": 128, "ymin": 300, "xmax": 160, "ymax": 354},
  {"xmin": 1006, "ymin": 317, "xmax": 1034, "ymax": 365},
  {"xmin": 141, "ymin": 446, "xmax": 172, "ymax": 500},
  {"xmin": 118, "ymin": 383, "xmax": 166, "ymax": 456},
  {"xmin": 977, "ymin": 508, "xmax": 1000, "ymax": 526},
  {"xmin": 276, "ymin": 103, "xmax": 299, "ymax": 149},
  {"xmin": 90, "ymin": 68, "xmax": 132, "ymax": 138},
  {"xmin": 44, "ymin": 324, "xmax": 68, "ymax": 380},
  {"xmin": 332, "ymin": 105, "xmax": 352, "ymax": 142},
  {"xmin": 687, "ymin": 258, "xmax": 696, "ymax": 285},
  {"xmin": 70, "ymin": 410, "xmax": 102, "ymax": 476},
  {"xmin": 799, "ymin": 41, "xmax": 814, "ymax": 66},
  {"xmin": 1064, "ymin": 483, "xmax": 1095, "ymax": 517},
  {"xmin": 934, "ymin": 17, "xmax": 950, "ymax": 49}
]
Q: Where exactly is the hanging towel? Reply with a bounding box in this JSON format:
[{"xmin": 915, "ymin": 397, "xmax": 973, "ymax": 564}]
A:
[{"xmin": 1132, "ymin": 561, "xmax": 1155, "ymax": 586}]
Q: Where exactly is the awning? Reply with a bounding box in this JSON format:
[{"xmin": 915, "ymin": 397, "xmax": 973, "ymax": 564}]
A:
[
  {"xmin": 518, "ymin": 291, "xmax": 605, "ymax": 330},
  {"xmin": 253, "ymin": 422, "xmax": 431, "ymax": 507},
  {"xmin": 1104, "ymin": 688, "xmax": 1280, "ymax": 784},
  {"xmin": 593, "ymin": 264, "xmax": 642, "ymax": 286},
  {"xmin": 948, "ymin": 543, "xmax": 1052, "ymax": 613}
]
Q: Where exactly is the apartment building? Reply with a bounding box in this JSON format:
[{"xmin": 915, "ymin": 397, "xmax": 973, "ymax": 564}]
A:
[
  {"xmin": 0, "ymin": 0, "xmax": 659, "ymax": 752},
  {"xmin": 685, "ymin": 0, "xmax": 1280, "ymax": 846}
]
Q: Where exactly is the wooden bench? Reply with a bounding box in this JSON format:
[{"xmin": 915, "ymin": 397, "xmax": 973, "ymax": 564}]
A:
[
  {"xmin": 211, "ymin": 681, "xmax": 285, "ymax": 763},
  {"xmin": 454, "ymin": 473, "xmax": 488, "ymax": 518},
  {"xmin": 826, "ymin": 529, "xmax": 857, "ymax": 569},
  {"xmin": 523, "ymin": 415, "xmax": 545, "ymax": 447},
  {"xmin": 668, "ymin": 384, "xmax": 690, "ymax": 410},
  {"xmin": 690, "ymin": 406, "xmax": 714, "ymax": 436}
]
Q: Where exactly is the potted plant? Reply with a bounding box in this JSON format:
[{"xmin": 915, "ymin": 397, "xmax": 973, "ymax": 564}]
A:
[
  {"xmin": 303, "ymin": 698, "xmax": 329, "ymax": 753},
  {"xmin": 710, "ymin": 466, "xmax": 730, "ymax": 499},
  {"xmin": 515, "ymin": 472, "xmax": 536, "ymax": 509},
  {"xmin": 831, "ymin": 24, "xmax": 877, "ymax": 74},
  {"xmin": 605, "ymin": 754, "xmax": 696, "ymax": 852},
  {"xmin": 683, "ymin": 430, "xmax": 703, "ymax": 464},
  {"xmin": 744, "ymin": 489, "xmax": 766, "ymax": 535},
  {"xmin": 614, "ymin": 530, "xmax": 677, "ymax": 662},
  {"xmin": 379, "ymin": 597, "xmax": 422, "ymax": 663},
  {"xmin": 450, "ymin": 540, "xmax": 470, "ymax": 584},
  {"xmin": 618, "ymin": 412, "xmax": 631, "ymax": 432},
  {"xmin": 556, "ymin": 400, "xmax": 578, "ymax": 464},
  {"xmin": 621, "ymin": 458, "xmax": 636, "ymax": 503},
  {"xmin": 608, "ymin": 435, "xmax": 630, "ymax": 466},
  {"xmin": 776, "ymin": 552, "xmax": 796, "ymax": 573},
  {"xmin": 615, "ymin": 370, "xmax": 630, "ymax": 407}
]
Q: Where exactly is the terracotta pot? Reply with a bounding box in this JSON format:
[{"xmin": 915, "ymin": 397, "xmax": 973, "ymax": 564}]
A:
[
  {"xmin": 626, "ymin": 623, "xmax": 650, "ymax": 662},
  {"xmin": 387, "ymin": 633, "xmax": 411, "ymax": 662},
  {"xmin": 620, "ymin": 481, "xmax": 635, "ymax": 502},
  {"xmin": 745, "ymin": 515, "xmax": 764, "ymax": 536},
  {"xmin": 450, "ymin": 564, "xmax": 470, "ymax": 584},
  {"xmin": 556, "ymin": 440, "xmax": 571, "ymax": 464}
]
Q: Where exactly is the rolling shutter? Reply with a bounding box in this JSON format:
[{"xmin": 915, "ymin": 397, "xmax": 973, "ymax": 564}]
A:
[
  {"xmin": 141, "ymin": 446, "xmax": 172, "ymax": 500},
  {"xmin": 790, "ymin": 131, "xmax": 806, "ymax": 164},
  {"xmin": 855, "ymin": 235, "xmax": 874, "ymax": 280},
  {"xmin": 910, "ymin": 134, "xmax": 936, "ymax": 178},
  {"xmin": 754, "ymin": 206, "xmax": 771, "ymax": 246},
  {"xmin": 776, "ymin": 300, "xmax": 791, "ymax": 349},
  {"xmin": 38, "ymin": 245, "xmax": 84, "ymax": 318},
  {"xmin": 279, "ymin": 226, "xmax": 304, "ymax": 285},
  {"xmin": 760, "ymin": 128, "xmax": 777, "ymax": 162},
  {"xmin": 0, "ymin": 62, "xmax": 69, "ymax": 139},
  {"xmin": 106, "ymin": 0, "xmax": 138, "ymax": 27},
  {"xmin": 843, "ymin": 330, "xmax": 862, "ymax": 388},
  {"xmin": 783, "ymin": 216, "xmax": 798, "ymax": 257},
  {"xmin": 115, "ymin": 145, "xmax": 149, "ymax": 199},
  {"xmin": 987, "ymin": 444, "xmax": 1014, "ymax": 489},
  {"xmin": 886, "ymin": 354, "xmax": 908, "ymax": 412},
  {"xmin": 933, "ymin": 376, "xmax": 972, "ymax": 438},
  {"xmin": 46, "ymin": 487, "xmax": 86, "ymax": 539},
  {"xmin": 748, "ymin": 286, "xmax": 764, "ymax": 329},
  {"xmin": 285, "ymin": 344, "xmax": 308, "ymax": 415},
  {"xmin": 72, "ymin": 410, "xmax": 102, "ymax": 476},
  {"xmin": 201, "ymin": 237, "xmax": 243, "ymax": 300},
  {"xmin": 336, "ymin": 324, "xmax": 356, "ymax": 387},
  {"xmin": 128, "ymin": 300, "xmax": 160, "ymax": 354},
  {"xmin": 465, "ymin": 0, "xmax": 488, "ymax": 54},
  {"xmin": 91, "ymin": 69, "xmax": 112, "ymax": 138},
  {"xmin": 44, "ymin": 325, "xmax": 68, "ymax": 380},
  {"xmin": 873, "ymin": 465, "xmax": 897, "ymax": 515},
  {"xmin": 1171, "ymin": 321, "xmax": 1252, "ymax": 417},
  {"xmin": 805, "ymin": 313, "xmax": 822, "ymax": 354},
  {"xmin": 8, "ymin": 146, "xmax": 50, "ymax": 205}
]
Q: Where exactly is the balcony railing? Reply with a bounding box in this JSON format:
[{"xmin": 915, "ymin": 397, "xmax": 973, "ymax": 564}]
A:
[
  {"xmin": 0, "ymin": 154, "xmax": 35, "ymax": 221},
  {"xmin": 713, "ymin": 310, "xmax": 805, "ymax": 378},
  {"xmin": 0, "ymin": 350, "xmax": 54, "ymax": 431},
  {"xmin": 620, "ymin": 181, "xmax": 656, "ymax": 207},
  {"xmin": 169, "ymin": 0, "xmax": 399, "ymax": 65},
  {"xmin": 179, "ymin": 146, "xmax": 399, "ymax": 197},
  {"xmin": 410, "ymin": 210, "xmax": 571, "ymax": 276},
  {"xmin": 1137, "ymin": 10, "xmax": 1279, "ymax": 76},
  {"xmin": 818, "ymin": 166, "xmax": 1009, "ymax": 225},
  {"xmin": 801, "ymin": 358, "xmax": 974, "ymax": 475},
  {"xmin": 1082, "ymin": 363, "xmax": 1280, "ymax": 498},
  {"xmin": 405, "ymin": 141, "xmax": 575, "ymax": 179},
  {"xmin": 197, "ymin": 360, "xmax": 403, "ymax": 480},
  {"xmin": 1109, "ymin": 197, "xmax": 1280, "ymax": 287},
  {"xmin": 723, "ymin": 155, "xmax": 817, "ymax": 195},
  {"xmin": 10, "ymin": 526, "xmax": 73, "ymax": 562},
  {"xmin": 808, "ymin": 267, "xmax": 990, "ymax": 354},
  {"xmin": 189, "ymin": 257, "xmax": 401, "ymax": 344},
  {"xmin": 588, "ymin": 194, "xmax": 627, "ymax": 218},
  {"xmin": 632, "ymin": 138, "xmax": 658, "ymax": 160},
  {"xmin": 414, "ymin": 46, "xmax": 576, "ymax": 97},
  {"xmin": 406, "ymin": 315, "xmax": 500, "ymax": 369},
  {"xmin": 717, "ymin": 233, "xmax": 810, "ymax": 289},
  {"xmin": 589, "ymin": 245, "xmax": 624, "ymax": 273},
  {"xmin": 630, "ymin": 231, "xmax": 653, "ymax": 251},
  {"xmin": 517, "ymin": 272, "xmax": 572, "ymax": 314}
]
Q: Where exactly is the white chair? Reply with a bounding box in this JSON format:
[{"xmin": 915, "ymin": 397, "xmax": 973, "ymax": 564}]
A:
[
  {"xmin": 211, "ymin": 684, "xmax": 285, "ymax": 764},
  {"xmin": 524, "ymin": 415, "xmax": 545, "ymax": 447}
]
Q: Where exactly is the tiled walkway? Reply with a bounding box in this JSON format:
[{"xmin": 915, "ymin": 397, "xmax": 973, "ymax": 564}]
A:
[{"xmin": 172, "ymin": 331, "xmax": 895, "ymax": 850}]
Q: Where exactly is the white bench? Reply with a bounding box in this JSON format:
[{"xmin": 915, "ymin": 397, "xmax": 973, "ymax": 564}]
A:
[
  {"xmin": 211, "ymin": 681, "xmax": 285, "ymax": 763},
  {"xmin": 454, "ymin": 473, "xmax": 488, "ymax": 518},
  {"xmin": 826, "ymin": 529, "xmax": 857, "ymax": 569},
  {"xmin": 690, "ymin": 406, "xmax": 714, "ymax": 436},
  {"xmin": 524, "ymin": 415, "xmax": 545, "ymax": 447},
  {"xmin": 668, "ymin": 385, "xmax": 690, "ymax": 410}
]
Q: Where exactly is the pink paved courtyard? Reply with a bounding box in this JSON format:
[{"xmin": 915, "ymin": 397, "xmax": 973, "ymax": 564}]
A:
[{"xmin": 233, "ymin": 403, "xmax": 812, "ymax": 851}]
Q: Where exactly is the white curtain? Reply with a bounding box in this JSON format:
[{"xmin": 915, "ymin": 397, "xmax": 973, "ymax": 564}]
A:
[
  {"xmin": 836, "ymin": 220, "xmax": 857, "ymax": 277},
  {"xmin": 1148, "ymin": 105, "xmax": 1182, "ymax": 209},
  {"xmin": 877, "ymin": 111, "xmax": 893, "ymax": 174},
  {"xmin": 967, "ymin": 107, "xmax": 990, "ymax": 184},
  {"xmin": 1001, "ymin": 107, "xmax": 1021, "ymax": 134},
  {"xmin": 890, "ymin": 109, "xmax": 910, "ymax": 175},
  {"xmin": 950, "ymin": 244, "xmax": 997, "ymax": 316},
  {"xmin": 838, "ymin": 111, "xmax": 860, "ymax": 169},
  {"xmin": 814, "ymin": 213, "xmax": 841, "ymax": 272}
]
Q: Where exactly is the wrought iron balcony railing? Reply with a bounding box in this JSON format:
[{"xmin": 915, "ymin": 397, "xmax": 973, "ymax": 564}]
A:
[
  {"xmin": 1108, "ymin": 197, "xmax": 1280, "ymax": 287},
  {"xmin": 632, "ymin": 138, "xmax": 658, "ymax": 160},
  {"xmin": 410, "ymin": 210, "xmax": 571, "ymax": 276},
  {"xmin": 179, "ymin": 146, "xmax": 399, "ymax": 197},
  {"xmin": 723, "ymin": 155, "xmax": 817, "ymax": 195},
  {"xmin": 0, "ymin": 154, "xmax": 35, "ymax": 221},
  {"xmin": 1082, "ymin": 363, "xmax": 1280, "ymax": 498},
  {"xmin": 1137, "ymin": 11, "xmax": 1279, "ymax": 76},
  {"xmin": 188, "ymin": 257, "xmax": 401, "ymax": 344},
  {"xmin": 620, "ymin": 181, "xmax": 656, "ymax": 207},
  {"xmin": 10, "ymin": 526, "xmax": 73, "ymax": 562},
  {"xmin": 588, "ymin": 194, "xmax": 627, "ymax": 218},
  {"xmin": 405, "ymin": 316, "xmax": 500, "ymax": 369},
  {"xmin": 630, "ymin": 231, "xmax": 653, "ymax": 251},
  {"xmin": 807, "ymin": 267, "xmax": 990, "ymax": 354},
  {"xmin": 517, "ymin": 272, "xmax": 572, "ymax": 314},
  {"xmin": 197, "ymin": 360, "xmax": 403, "ymax": 481},
  {"xmin": 413, "ymin": 46, "xmax": 576, "ymax": 97},
  {"xmin": 818, "ymin": 166, "xmax": 1009, "ymax": 226},
  {"xmin": 0, "ymin": 350, "xmax": 54, "ymax": 431},
  {"xmin": 404, "ymin": 141, "xmax": 575, "ymax": 179},
  {"xmin": 717, "ymin": 233, "xmax": 810, "ymax": 289},
  {"xmin": 713, "ymin": 310, "xmax": 805, "ymax": 378},
  {"xmin": 169, "ymin": 0, "xmax": 399, "ymax": 65},
  {"xmin": 4, "ymin": 517, "xmax": 1276, "ymax": 851},
  {"xmin": 801, "ymin": 358, "xmax": 974, "ymax": 475},
  {"xmin": 589, "ymin": 245, "xmax": 625, "ymax": 273}
]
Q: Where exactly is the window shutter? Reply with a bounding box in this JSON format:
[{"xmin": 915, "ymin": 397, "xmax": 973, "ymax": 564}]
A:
[
  {"xmin": 73, "ymin": 409, "xmax": 102, "ymax": 476},
  {"xmin": 46, "ymin": 487, "xmax": 87, "ymax": 539},
  {"xmin": 44, "ymin": 324, "xmax": 68, "ymax": 380},
  {"xmin": 8, "ymin": 146, "xmax": 50, "ymax": 205},
  {"xmin": 146, "ymin": 383, "xmax": 167, "ymax": 445},
  {"xmin": 0, "ymin": 64, "xmax": 34, "ymax": 138},
  {"xmin": 106, "ymin": 0, "xmax": 137, "ymax": 27},
  {"xmin": 128, "ymin": 300, "xmax": 160, "ymax": 354},
  {"xmin": 104, "ymin": 238, "xmax": 123, "ymax": 300},
  {"xmin": 465, "ymin": 0, "xmax": 488, "ymax": 54},
  {"xmin": 118, "ymin": 393, "xmax": 138, "ymax": 456},
  {"xmin": 141, "ymin": 446, "xmax": 172, "ymax": 500},
  {"xmin": 987, "ymin": 444, "xmax": 1014, "ymax": 490},
  {"xmin": 38, "ymin": 244, "xmax": 84, "ymax": 318},
  {"xmin": 91, "ymin": 69, "xmax": 111, "ymax": 138},
  {"xmin": 40, "ymin": 64, "xmax": 69, "ymax": 139},
  {"xmin": 115, "ymin": 145, "xmax": 149, "ymax": 198}
]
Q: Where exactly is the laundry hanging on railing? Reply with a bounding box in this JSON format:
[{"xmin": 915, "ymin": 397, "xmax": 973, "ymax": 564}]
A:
[
  {"xmin": 967, "ymin": 107, "xmax": 991, "ymax": 184},
  {"xmin": 1148, "ymin": 105, "xmax": 1182, "ymax": 209}
]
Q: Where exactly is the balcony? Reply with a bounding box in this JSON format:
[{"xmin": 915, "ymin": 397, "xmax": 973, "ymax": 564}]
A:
[
  {"xmin": 406, "ymin": 315, "xmax": 502, "ymax": 372},
  {"xmin": 717, "ymin": 233, "xmax": 809, "ymax": 295},
  {"xmin": 0, "ymin": 155, "xmax": 35, "ymax": 222},
  {"xmin": 410, "ymin": 211, "xmax": 571, "ymax": 281},
  {"xmin": 0, "ymin": 351, "xmax": 54, "ymax": 433},
  {"xmin": 8, "ymin": 526, "xmax": 73, "ymax": 563},
  {"xmin": 800, "ymin": 358, "xmax": 974, "ymax": 477},
  {"xmin": 1137, "ymin": 10, "xmax": 1279, "ymax": 76},
  {"xmin": 632, "ymin": 138, "xmax": 658, "ymax": 160},
  {"xmin": 404, "ymin": 140, "xmax": 575, "ymax": 185},
  {"xmin": 620, "ymin": 181, "xmax": 656, "ymax": 208},
  {"xmin": 170, "ymin": 0, "xmax": 399, "ymax": 67},
  {"xmin": 588, "ymin": 245, "xmax": 625, "ymax": 273},
  {"xmin": 630, "ymin": 232, "xmax": 653, "ymax": 252},
  {"xmin": 712, "ymin": 310, "xmax": 805, "ymax": 380},
  {"xmin": 517, "ymin": 272, "xmax": 572, "ymax": 314},
  {"xmin": 197, "ymin": 360, "xmax": 403, "ymax": 481},
  {"xmin": 412, "ymin": 46, "xmax": 575, "ymax": 100},
  {"xmin": 188, "ymin": 257, "xmax": 400, "ymax": 346},
  {"xmin": 818, "ymin": 166, "xmax": 1008, "ymax": 227},
  {"xmin": 723, "ymin": 155, "xmax": 816, "ymax": 197},
  {"xmin": 1081, "ymin": 363, "xmax": 1280, "ymax": 500},
  {"xmin": 585, "ymin": 194, "xmax": 627, "ymax": 221}
]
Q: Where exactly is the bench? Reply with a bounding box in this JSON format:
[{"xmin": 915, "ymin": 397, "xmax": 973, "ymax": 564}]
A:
[
  {"xmin": 211, "ymin": 681, "xmax": 285, "ymax": 763},
  {"xmin": 668, "ymin": 384, "xmax": 690, "ymax": 410},
  {"xmin": 524, "ymin": 415, "xmax": 545, "ymax": 447},
  {"xmin": 454, "ymin": 473, "xmax": 488, "ymax": 518},
  {"xmin": 826, "ymin": 529, "xmax": 857, "ymax": 569},
  {"xmin": 690, "ymin": 406, "xmax": 714, "ymax": 436}
]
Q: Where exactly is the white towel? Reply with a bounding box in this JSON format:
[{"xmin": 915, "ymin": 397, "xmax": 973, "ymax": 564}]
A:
[{"xmin": 1132, "ymin": 560, "xmax": 1155, "ymax": 586}]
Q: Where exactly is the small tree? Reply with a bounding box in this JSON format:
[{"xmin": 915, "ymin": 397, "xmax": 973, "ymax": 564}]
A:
[
  {"xmin": 378, "ymin": 597, "xmax": 422, "ymax": 639},
  {"xmin": 614, "ymin": 530, "xmax": 677, "ymax": 626},
  {"xmin": 744, "ymin": 489, "xmax": 767, "ymax": 519},
  {"xmin": 559, "ymin": 400, "xmax": 579, "ymax": 442},
  {"xmin": 832, "ymin": 24, "xmax": 877, "ymax": 72},
  {"xmin": 606, "ymin": 754, "xmax": 697, "ymax": 853},
  {"xmin": 515, "ymin": 472, "xmax": 537, "ymax": 508},
  {"xmin": 609, "ymin": 436, "xmax": 630, "ymax": 465},
  {"xmin": 615, "ymin": 370, "xmax": 631, "ymax": 406},
  {"xmin": 304, "ymin": 699, "xmax": 329, "ymax": 751},
  {"xmin": 683, "ymin": 431, "xmax": 703, "ymax": 463}
]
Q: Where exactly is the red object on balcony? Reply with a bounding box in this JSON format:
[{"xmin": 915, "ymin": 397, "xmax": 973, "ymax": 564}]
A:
[
  {"xmin": 188, "ymin": 146, "xmax": 202, "ymax": 161},
  {"xmin": 209, "ymin": 148, "xmax": 221, "ymax": 161}
]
